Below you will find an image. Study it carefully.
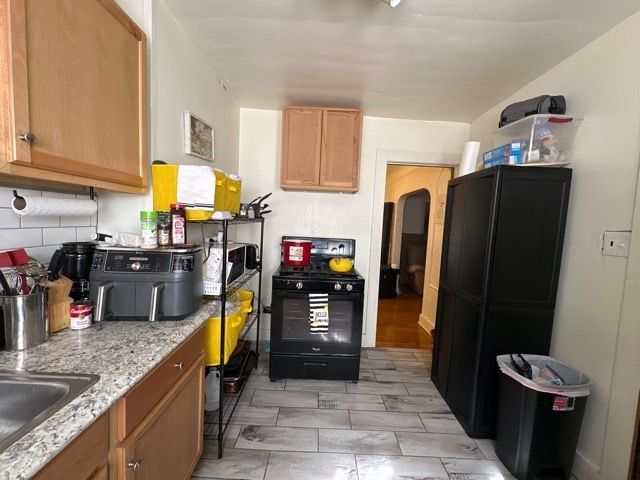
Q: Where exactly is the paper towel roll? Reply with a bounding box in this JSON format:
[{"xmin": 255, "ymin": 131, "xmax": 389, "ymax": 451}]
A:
[
  {"xmin": 12, "ymin": 195, "xmax": 97, "ymax": 217},
  {"xmin": 457, "ymin": 141, "xmax": 481, "ymax": 177}
]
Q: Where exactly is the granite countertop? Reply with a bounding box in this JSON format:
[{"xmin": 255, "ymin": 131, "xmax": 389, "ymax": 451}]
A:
[{"xmin": 0, "ymin": 301, "xmax": 215, "ymax": 480}]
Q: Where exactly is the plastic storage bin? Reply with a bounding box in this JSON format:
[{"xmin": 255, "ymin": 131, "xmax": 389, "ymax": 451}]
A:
[
  {"xmin": 492, "ymin": 114, "xmax": 581, "ymax": 166},
  {"xmin": 230, "ymin": 290, "xmax": 254, "ymax": 323},
  {"xmin": 204, "ymin": 301, "xmax": 244, "ymax": 366},
  {"xmin": 495, "ymin": 354, "xmax": 591, "ymax": 480},
  {"xmin": 224, "ymin": 174, "xmax": 242, "ymax": 214},
  {"xmin": 152, "ymin": 164, "xmax": 227, "ymax": 220}
]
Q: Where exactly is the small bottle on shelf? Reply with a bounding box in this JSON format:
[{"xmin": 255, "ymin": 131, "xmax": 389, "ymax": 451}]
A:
[{"xmin": 170, "ymin": 203, "xmax": 187, "ymax": 245}]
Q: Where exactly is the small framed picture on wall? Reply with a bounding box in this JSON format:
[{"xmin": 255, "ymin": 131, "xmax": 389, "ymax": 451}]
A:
[{"xmin": 184, "ymin": 110, "xmax": 214, "ymax": 161}]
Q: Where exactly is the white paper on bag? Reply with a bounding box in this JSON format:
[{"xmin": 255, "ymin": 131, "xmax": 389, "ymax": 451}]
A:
[
  {"xmin": 457, "ymin": 141, "xmax": 481, "ymax": 177},
  {"xmin": 12, "ymin": 195, "xmax": 97, "ymax": 217},
  {"xmin": 177, "ymin": 165, "xmax": 215, "ymax": 209}
]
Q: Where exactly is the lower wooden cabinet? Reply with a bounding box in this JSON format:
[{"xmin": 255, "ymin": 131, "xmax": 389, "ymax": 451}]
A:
[
  {"xmin": 116, "ymin": 356, "xmax": 204, "ymax": 480},
  {"xmin": 91, "ymin": 466, "xmax": 109, "ymax": 480},
  {"xmin": 32, "ymin": 327, "xmax": 205, "ymax": 480},
  {"xmin": 33, "ymin": 414, "xmax": 108, "ymax": 480}
]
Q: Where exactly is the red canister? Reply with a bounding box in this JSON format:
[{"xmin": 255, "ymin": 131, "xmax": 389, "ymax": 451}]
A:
[{"xmin": 282, "ymin": 239, "xmax": 313, "ymax": 267}]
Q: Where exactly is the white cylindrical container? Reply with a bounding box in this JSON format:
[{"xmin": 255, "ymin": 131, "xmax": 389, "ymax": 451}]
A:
[
  {"xmin": 204, "ymin": 370, "xmax": 221, "ymax": 411},
  {"xmin": 458, "ymin": 141, "xmax": 481, "ymax": 177}
]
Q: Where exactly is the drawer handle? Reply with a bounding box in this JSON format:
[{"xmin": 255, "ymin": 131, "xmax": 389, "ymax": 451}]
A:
[
  {"xmin": 127, "ymin": 459, "xmax": 142, "ymax": 471},
  {"xmin": 173, "ymin": 362, "xmax": 184, "ymax": 370},
  {"xmin": 18, "ymin": 132, "xmax": 37, "ymax": 145},
  {"xmin": 303, "ymin": 362, "xmax": 327, "ymax": 367}
]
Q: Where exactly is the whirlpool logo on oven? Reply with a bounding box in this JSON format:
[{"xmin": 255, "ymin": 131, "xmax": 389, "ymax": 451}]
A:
[{"xmin": 312, "ymin": 347, "xmax": 321, "ymax": 352}]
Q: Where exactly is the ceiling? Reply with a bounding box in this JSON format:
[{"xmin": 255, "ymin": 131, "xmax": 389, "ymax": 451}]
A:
[{"xmin": 163, "ymin": 0, "xmax": 640, "ymax": 122}]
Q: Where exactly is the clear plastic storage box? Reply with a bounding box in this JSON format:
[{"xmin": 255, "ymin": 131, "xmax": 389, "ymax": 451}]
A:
[{"xmin": 492, "ymin": 114, "xmax": 581, "ymax": 166}]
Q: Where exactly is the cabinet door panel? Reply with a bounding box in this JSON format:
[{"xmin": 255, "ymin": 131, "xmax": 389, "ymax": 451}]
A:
[
  {"xmin": 281, "ymin": 108, "xmax": 322, "ymax": 188},
  {"xmin": 431, "ymin": 285, "xmax": 456, "ymax": 393},
  {"xmin": 490, "ymin": 174, "xmax": 570, "ymax": 308},
  {"xmin": 446, "ymin": 297, "xmax": 480, "ymax": 424},
  {"xmin": 441, "ymin": 175, "xmax": 495, "ymax": 298},
  {"xmin": 121, "ymin": 358, "xmax": 204, "ymax": 480},
  {"xmin": 319, "ymin": 109, "xmax": 361, "ymax": 191},
  {"xmin": 8, "ymin": 0, "xmax": 146, "ymax": 187}
]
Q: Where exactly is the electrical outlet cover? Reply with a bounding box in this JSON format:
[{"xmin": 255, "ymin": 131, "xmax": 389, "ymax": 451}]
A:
[{"xmin": 602, "ymin": 230, "xmax": 632, "ymax": 257}]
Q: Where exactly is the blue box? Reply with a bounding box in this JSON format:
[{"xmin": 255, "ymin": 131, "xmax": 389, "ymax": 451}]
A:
[{"xmin": 483, "ymin": 143, "xmax": 522, "ymax": 166}]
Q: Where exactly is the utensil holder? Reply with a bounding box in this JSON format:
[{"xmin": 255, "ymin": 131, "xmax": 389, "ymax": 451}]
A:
[{"xmin": 0, "ymin": 290, "xmax": 49, "ymax": 351}]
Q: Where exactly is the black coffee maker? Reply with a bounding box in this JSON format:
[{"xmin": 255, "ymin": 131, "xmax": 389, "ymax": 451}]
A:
[{"xmin": 49, "ymin": 242, "xmax": 97, "ymax": 301}]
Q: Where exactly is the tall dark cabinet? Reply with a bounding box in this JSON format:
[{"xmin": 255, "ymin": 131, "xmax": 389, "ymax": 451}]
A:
[{"xmin": 431, "ymin": 165, "xmax": 572, "ymax": 438}]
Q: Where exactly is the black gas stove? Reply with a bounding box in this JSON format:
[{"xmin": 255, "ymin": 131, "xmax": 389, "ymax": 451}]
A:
[
  {"xmin": 273, "ymin": 262, "xmax": 365, "ymax": 292},
  {"xmin": 269, "ymin": 237, "xmax": 365, "ymax": 382}
]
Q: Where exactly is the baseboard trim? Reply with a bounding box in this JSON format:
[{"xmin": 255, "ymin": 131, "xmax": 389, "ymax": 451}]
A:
[
  {"xmin": 573, "ymin": 451, "xmax": 600, "ymax": 480},
  {"xmin": 418, "ymin": 313, "xmax": 434, "ymax": 334}
]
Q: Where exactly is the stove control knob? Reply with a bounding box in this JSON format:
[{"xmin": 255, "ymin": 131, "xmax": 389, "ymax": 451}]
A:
[
  {"xmin": 334, "ymin": 283, "xmax": 342, "ymax": 291},
  {"xmin": 295, "ymin": 282, "xmax": 303, "ymax": 290},
  {"xmin": 131, "ymin": 261, "xmax": 141, "ymax": 271},
  {"xmin": 346, "ymin": 284, "xmax": 353, "ymax": 292}
]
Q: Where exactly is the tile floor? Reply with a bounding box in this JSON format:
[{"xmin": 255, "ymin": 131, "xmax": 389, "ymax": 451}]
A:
[{"xmin": 191, "ymin": 348, "xmax": 515, "ymax": 480}]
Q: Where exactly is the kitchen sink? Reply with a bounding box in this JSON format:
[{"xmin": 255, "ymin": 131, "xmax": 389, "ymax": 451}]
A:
[{"xmin": 0, "ymin": 371, "xmax": 99, "ymax": 453}]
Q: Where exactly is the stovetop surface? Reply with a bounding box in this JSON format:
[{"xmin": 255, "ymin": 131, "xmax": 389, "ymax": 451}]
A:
[
  {"xmin": 275, "ymin": 236, "xmax": 364, "ymax": 284},
  {"xmin": 274, "ymin": 262, "xmax": 364, "ymax": 281}
]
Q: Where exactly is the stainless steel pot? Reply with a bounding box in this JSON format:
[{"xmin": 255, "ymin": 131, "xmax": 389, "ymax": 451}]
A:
[{"xmin": 0, "ymin": 290, "xmax": 49, "ymax": 351}]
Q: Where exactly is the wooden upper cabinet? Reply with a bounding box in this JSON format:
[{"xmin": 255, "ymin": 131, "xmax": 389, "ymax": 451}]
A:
[
  {"xmin": 320, "ymin": 109, "xmax": 361, "ymax": 191},
  {"xmin": 0, "ymin": 0, "xmax": 147, "ymax": 193},
  {"xmin": 281, "ymin": 106, "xmax": 362, "ymax": 192},
  {"xmin": 281, "ymin": 107, "xmax": 322, "ymax": 188}
]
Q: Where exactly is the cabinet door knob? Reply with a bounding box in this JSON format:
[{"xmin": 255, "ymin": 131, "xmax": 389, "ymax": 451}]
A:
[
  {"xmin": 173, "ymin": 362, "xmax": 184, "ymax": 370},
  {"xmin": 18, "ymin": 132, "xmax": 37, "ymax": 145},
  {"xmin": 127, "ymin": 459, "xmax": 142, "ymax": 471}
]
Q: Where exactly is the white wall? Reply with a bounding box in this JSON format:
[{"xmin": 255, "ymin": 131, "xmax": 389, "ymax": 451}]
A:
[
  {"xmin": 101, "ymin": 0, "xmax": 239, "ymax": 234},
  {"xmin": 469, "ymin": 12, "xmax": 640, "ymax": 480},
  {"xmin": 237, "ymin": 108, "xmax": 469, "ymax": 344}
]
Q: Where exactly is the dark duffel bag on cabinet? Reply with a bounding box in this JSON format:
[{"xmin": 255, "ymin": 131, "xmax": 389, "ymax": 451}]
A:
[{"xmin": 499, "ymin": 95, "xmax": 566, "ymax": 127}]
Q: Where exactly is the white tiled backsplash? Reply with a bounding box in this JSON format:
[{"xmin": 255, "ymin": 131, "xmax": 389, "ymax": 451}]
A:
[{"xmin": 0, "ymin": 187, "xmax": 97, "ymax": 264}]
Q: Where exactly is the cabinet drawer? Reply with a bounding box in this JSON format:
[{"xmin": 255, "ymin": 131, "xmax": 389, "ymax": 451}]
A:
[
  {"xmin": 117, "ymin": 326, "xmax": 204, "ymax": 439},
  {"xmin": 33, "ymin": 414, "xmax": 107, "ymax": 480}
]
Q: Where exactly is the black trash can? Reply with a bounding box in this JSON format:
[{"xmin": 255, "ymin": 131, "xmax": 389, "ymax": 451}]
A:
[
  {"xmin": 379, "ymin": 265, "xmax": 399, "ymax": 299},
  {"xmin": 495, "ymin": 354, "xmax": 591, "ymax": 480}
]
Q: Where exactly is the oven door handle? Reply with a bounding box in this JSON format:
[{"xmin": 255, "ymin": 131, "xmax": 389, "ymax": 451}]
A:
[{"xmin": 303, "ymin": 361, "xmax": 328, "ymax": 367}]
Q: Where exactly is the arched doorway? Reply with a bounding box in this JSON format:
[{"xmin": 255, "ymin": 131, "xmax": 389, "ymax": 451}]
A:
[
  {"xmin": 397, "ymin": 188, "xmax": 430, "ymax": 295},
  {"xmin": 376, "ymin": 164, "xmax": 453, "ymax": 349}
]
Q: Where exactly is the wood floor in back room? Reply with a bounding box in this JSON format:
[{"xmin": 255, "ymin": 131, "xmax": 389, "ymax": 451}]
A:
[{"xmin": 375, "ymin": 294, "xmax": 433, "ymax": 350}]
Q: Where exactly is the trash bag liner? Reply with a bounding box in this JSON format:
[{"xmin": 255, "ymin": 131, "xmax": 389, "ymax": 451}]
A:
[{"xmin": 497, "ymin": 354, "xmax": 590, "ymax": 397}]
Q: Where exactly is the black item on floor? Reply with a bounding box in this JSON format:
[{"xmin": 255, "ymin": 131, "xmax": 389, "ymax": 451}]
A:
[
  {"xmin": 379, "ymin": 265, "xmax": 399, "ymax": 299},
  {"xmin": 431, "ymin": 165, "xmax": 572, "ymax": 438},
  {"xmin": 499, "ymin": 95, "xmax": 566, "ymax": 127},
  {"xmin": 495, "ymin": 355, "xmax": 590, "ymax": 480}
]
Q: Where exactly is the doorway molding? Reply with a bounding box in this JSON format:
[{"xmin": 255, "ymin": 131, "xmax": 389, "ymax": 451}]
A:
[{"xmin": 363, "ymin": 149, "xmax": 459, "ymax": 347}]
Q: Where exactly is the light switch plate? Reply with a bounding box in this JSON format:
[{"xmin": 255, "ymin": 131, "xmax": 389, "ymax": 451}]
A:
[{"xmin": 602, "ymin": 230, "xmax": 632, "ymax": 257}]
